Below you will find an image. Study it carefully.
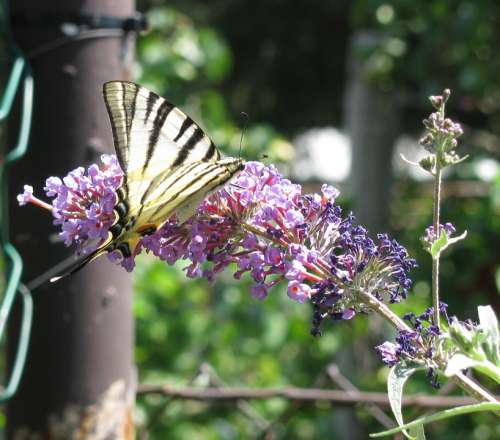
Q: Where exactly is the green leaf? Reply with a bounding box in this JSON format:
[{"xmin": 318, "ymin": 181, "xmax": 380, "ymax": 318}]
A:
[
  {"xmin": 370, "ymin": 402, "xmax": 500, "ymax": 437},
  {"xmin": 444, "ymin": 353, "xmax": 480, "ymax": 377},
  {"xmin": 387, "ymin": 364, "xmax": 420, "ymax": 438},
  {"xmin": 409, "ymin": 424, "xmax": 426, "ymax": 440},
  {"xmin": 478, "ymin": 305, "xmax": 500, "ymax": 366},
  {"xmin": 429, "ymin": 229, "xmax": 467, "ymax": 259},
  {"xmin": 429, "ymin": 230, "xmax": 448, "ymax": 259}
]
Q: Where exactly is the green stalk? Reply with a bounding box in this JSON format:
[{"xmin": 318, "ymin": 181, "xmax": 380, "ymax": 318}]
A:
[
  {"xmin": 431, "ymin": 165, "xmax": 442, "ymax": 328},
  {"xmin": 356, "ymin": 289, "xmax": 412, "ymax": 332}
]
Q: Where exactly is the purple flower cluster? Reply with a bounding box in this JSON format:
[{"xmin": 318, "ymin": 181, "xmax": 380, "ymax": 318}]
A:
[
  {"xmin": 17, "ymin": 155, "xmax": 123, "ymax": 255},
  {"xmin": 18, "ymin": 158, "xmax": 417, "ymax": 333},
  {"xmin": 376, "ymin": 303, "xmax": 448, "ymax": 388}
]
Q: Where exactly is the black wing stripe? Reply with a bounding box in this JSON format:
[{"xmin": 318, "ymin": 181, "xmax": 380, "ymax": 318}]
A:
[
  {"xmin": 172, "ymin": 127, "xmax": 204, "ymax": 168},
  {"xmin": 122, "ymin": 84, "xmax": 129, "ymax": 148},
  {"xmin": 202, "ymin": 141, "xmax": 217, "ymax": 161},
  {"xmin": 144, "ymin": 92, "xmax": 159, "ymax": 123},
  {"xmin": 127, "ymin": 84, "xmax": 139, "ymax": 143},
  {"xmin": 173, "ymin": 117, "xmax": 193, "ymax": 142},
  {"xmin": 143, "ymin": 100, "xmax": 174, "ymax": 174},
  {"xmin": 103, "ymin": 86, "xmax": 129, "ymax": 195}
]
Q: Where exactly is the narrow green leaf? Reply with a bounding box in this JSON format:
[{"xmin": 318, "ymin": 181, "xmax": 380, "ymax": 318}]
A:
[
  {"xmin": 409, "ymin": 424, "xmax": 426, "ymax": 440},
  {"xmin": 429, "ymin": 230, "xmax": 448, "ymax": 259},
  {"xmin": 430, "ymin": 230, "xmax": 467, "ymax": 259},
  {"xmin": 370, "ymin": 402, "xmax": 500, "ymax": 437},
  {"xmin": 478, "ymin": 305, "xmax": 500, "ymax": 366},
  {"xmin": 387, "ymin": 364, "xmax": 420, "ymax": 438}
]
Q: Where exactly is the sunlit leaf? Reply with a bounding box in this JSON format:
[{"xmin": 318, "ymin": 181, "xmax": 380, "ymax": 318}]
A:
[
  {"xmin": 409, "ymin": 424, "xmax": 426, "ymax": 440},
  {"xmin": 478, "ymin": 305, "xmax": 500, "ymax": 366},
  {"xmin": 387, "ymin": 364, "xmax": 421, "ymax": 438}
]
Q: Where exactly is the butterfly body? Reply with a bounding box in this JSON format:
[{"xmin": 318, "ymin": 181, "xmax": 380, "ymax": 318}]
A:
[{"xmin": 51, "ymin": 81, "xmax": 243, "ymax": 281}]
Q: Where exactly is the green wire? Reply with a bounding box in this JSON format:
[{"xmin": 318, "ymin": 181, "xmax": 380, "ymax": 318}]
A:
[
  {"xmin": 0, "ymin": 0, "xmax": 34, "ymax": 403},
  {"xmin": 0, "ymin": 57, "xmax": 25, "ymax": 120}
]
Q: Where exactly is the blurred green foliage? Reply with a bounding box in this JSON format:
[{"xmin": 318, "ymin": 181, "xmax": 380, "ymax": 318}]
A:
[
  {"xmin": 353, "ymin": 1, "xmax": 500, "ymax": 114},
  {"xmin": 135, "ymin": 5, "xmax": 295, "ymax": 167},
  {"xmin": 132, "ymin": 2, "xmax": 499, "ymax": 438}
]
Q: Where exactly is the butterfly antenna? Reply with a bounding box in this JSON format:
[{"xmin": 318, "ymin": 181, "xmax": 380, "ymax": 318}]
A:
[{"xmin": 239, "ymin": 111, "xmax": 248, "ymax": 159}]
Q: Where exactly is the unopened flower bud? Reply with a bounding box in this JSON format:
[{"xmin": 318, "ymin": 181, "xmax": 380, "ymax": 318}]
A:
[
  {"xmin": 419, "ymin": 133, "xmax": 434, "ymax": 146},
  {"xmin": 422, "ymin": 118, "xmax": 433, "ymax": 130},
  {"xmin": 443, "ymin": 118, "xmax": 454, "ymax": 130},
  {"xmin": 452, "ymin": 124, "xmax": 463, "ymax": 138},
  {"xmin": 429, "ymin": 95, "xmax": 444, "ymax": 109},
  {"xmin": 419, "ymin": 155, "xmax": 435, "ymax": 172}
]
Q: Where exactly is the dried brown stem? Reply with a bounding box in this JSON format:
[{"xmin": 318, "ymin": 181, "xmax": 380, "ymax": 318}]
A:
[{"xmin": 137, "ymin": 384, "xmax": 497, "ymax": 409}]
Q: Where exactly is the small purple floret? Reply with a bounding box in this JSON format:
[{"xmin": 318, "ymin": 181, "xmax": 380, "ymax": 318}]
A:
[
  {"xmin": 17, "ymin": 185, "xmax": 34, "ymax": 206},
  {"xmin": 376, "ymin": 302, "xmax": 449, "ymax": 388}
]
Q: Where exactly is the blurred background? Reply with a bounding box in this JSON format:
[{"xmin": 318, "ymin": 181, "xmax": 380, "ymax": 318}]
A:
[{"xmin": 2, "ymin": 0, "xmax": 500, "ymax": 438}]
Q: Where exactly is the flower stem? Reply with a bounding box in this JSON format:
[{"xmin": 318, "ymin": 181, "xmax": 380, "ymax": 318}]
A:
[
  {"xmin": 29, "ymin": 196, "xmax": 53, "ymax": 211},
  {"xmin": 355, "ymin": 289, "xmax": 412, "ymax": 332},
  {"xmin": 432, "ymin": 165, "xmax": 442, "ymax": 328},
  {"xmin": 452, "ymin": 372, "xmax": 500, "ymax": 406}
]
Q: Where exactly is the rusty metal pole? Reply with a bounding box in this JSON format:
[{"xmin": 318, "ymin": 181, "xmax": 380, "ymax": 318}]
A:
[{"xmin": 7, "ymin": 0, "xmax": 136, "ymax": 437}]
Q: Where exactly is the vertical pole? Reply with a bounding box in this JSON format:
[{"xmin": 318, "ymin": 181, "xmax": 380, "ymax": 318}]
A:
[
  {"xmin": 344, "ymin": 32, "xmax": 400, "ymax": 235},
  {"xmin": 338, "ymin": 31, "xmax": 400, "ymax": 440},
  {"xmin": 7, "ymin": 0, "xmax": 135, "ymax": 437}
]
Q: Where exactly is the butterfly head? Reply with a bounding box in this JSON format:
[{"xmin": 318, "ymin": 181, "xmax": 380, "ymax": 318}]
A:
[{"xmin": 217, "ymin": 156, "xmax": 245, "ymax": 173}]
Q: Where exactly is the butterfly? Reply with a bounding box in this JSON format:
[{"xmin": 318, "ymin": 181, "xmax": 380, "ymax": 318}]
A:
[{"xmin": 51, "ymin": 81, "xmax": 244, "ymax": 281}]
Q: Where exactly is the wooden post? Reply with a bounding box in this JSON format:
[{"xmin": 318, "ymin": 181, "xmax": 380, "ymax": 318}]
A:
[
  {"xmin": 344, "ymin": 32, "xmax": 400, "ymax": 235},
  {"xmin": 7, "ymin": 0, "xmax": 136, "ymax": 437},
  {"xmin": 337, "ymin": 31, "xmax": 401, "ymax": 440}
]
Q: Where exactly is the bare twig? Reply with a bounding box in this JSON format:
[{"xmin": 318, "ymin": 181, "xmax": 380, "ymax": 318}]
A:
[{"xmin": 137, "ymin": 384, "xmax": 497, "ymax": 409}]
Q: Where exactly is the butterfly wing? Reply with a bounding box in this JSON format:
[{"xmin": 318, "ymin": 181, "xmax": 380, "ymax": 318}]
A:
[
  {"xmin": 103, "ymin": 81, "xmax": 243, "ymax": 236},
  {"xmin": 50, "ymin": 82, "xmax": 242, "ymax": 282},
  {"xmin": 102, "ymin": 81, "xmax": 221, "ymax": 217}
]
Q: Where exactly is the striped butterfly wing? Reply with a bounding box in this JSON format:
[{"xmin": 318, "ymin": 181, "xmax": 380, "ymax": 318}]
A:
[
  {"xmin": 103, "ymin": 81, "xmax": 222, "ymax": 219},
  {"xmin": 133, "ymin": 157, "xmax": 243, "ymax": 226},
  {"xmin": 51, "ymin": 81, "xmax": 242, "ymax": 282}
]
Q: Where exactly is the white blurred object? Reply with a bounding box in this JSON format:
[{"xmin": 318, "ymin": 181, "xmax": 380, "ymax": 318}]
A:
[
  {"xmin": 292, "ymin": 129, "xmax": 497, "ymax": 183},
  {"xmin": 292, "ymin": 128, "xmax": 351, "ymax": 182},
  {"xmin": 474, "ymin": 158, "xmax": 499, "ymax": 182}
]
